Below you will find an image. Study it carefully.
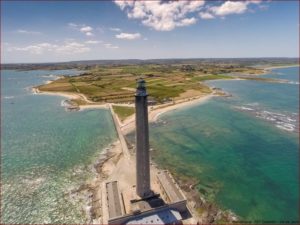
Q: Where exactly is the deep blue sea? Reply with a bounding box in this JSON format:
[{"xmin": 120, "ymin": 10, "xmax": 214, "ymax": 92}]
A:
[
  {"xmin": 147, "ymin": 66, "xmax": 299, "ymax": 222},
  {"xmin": 1, "ymin": 70, "xmax": 117, "ymax": 223}
]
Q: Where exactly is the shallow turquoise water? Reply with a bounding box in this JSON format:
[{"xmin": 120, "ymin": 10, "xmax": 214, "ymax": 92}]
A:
[
  {"xmin": 146, "ymin": 67, "xmax": 299, "ymax": 222},
  {"xmin": 264, "ymin": 66, "xmax": 299, "ymax": 82},
  {"xmin": 2, "ymin": 67, "xmax": 299, "ymax": 223},
  {"xmin": 207, "ymin": 67, "xmax": 299, "ymax": 114},
  {"xmin": 1, "ymin": 70, "xmax": 117, "ymax": 223}
]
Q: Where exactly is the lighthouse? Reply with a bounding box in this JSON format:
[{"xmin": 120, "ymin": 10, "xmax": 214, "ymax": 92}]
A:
[{"xmin": 135, "ymin": 78, "xmax": 152, "ymax": 198}]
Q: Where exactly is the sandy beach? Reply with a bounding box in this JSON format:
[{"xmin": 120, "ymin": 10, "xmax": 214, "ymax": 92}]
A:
[
  {"xmin": 79, "ymin": 104, "xmax": 109, "ymax": 110},
  {"xmin": 32, "ymin": 87, "xmax": 109, "ymax": 110},
  {"xmin": 255, "ymin": 65, "xmax": 299, "ymax": 76},
  {"xmin": 32, "ymin": 63, "xmax": 300, "ymax": 114},
  {"xmin": 120, "ymin": 94, "xmax": 214, "ymax": 135},
  {"xmin": 32, "ymin": 87, "xmax": 82, "ymax": 99},
  {"xmin": 33, "ymin": 86, "xmax": 215, "ymax": 123},
  {"xmin": 263, "ymin": 64, "xmax": 299, "ymax": 70}
]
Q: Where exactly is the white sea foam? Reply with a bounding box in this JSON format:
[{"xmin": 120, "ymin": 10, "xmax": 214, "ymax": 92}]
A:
[
  {"xmin": 41, "ymin": 74, "xmax": 58, "ymax": 78},
  {"xmin": 3, "ymin": 96, "xmax": 15, "ymax": 99},
  {"xmin": 288, "ymin": 81, "xmax": 299, "ymax": 85},
  {"xmin": 276, "ymin": 124, "xmax": 295, "ymax": 132},
  {"xmin": 246, "ymin": 102, "xmax": 259, "ymax": 106},
  {"xmin": 61, "ymin": 100, "xmax": 68, "ymax": 107},
  {"xmin": 235, "ymin": 104, "xmax": 298, "ymax": 132},
  {"xmin": 238, "ymin": 106, "xmax": 254, "ymax": 111}
]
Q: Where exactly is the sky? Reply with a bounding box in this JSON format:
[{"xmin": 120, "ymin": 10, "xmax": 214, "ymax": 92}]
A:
[{"xmin": 1, "ymin": 0, "xmax": 299, "ymax": 63}]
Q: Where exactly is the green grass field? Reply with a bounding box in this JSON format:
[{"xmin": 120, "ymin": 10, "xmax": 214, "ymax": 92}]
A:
[
  {"xmin": 37, "ymin": 64, "xmax": 264, "ymax": 104},
  {"xmin": 112, "ymin": 105, "xmax": 135, "ymax": 121}
]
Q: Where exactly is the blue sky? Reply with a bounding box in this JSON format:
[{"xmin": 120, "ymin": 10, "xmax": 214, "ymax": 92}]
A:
[{"xmin": 2, "ymin": 0, "xmax": 299, "ymax": 63}]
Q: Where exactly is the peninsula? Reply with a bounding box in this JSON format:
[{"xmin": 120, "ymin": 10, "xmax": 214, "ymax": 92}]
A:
[
  {"xmin": 32, "ymin": 58, "xmax": 298, "ymax": 115},
  {"xmin": 76, "ymin": 79, "xmax": 237, "ymax": 224},
  {"xmin": 29, "ymin": 58, "xmax": 298, "ymax": 223}
]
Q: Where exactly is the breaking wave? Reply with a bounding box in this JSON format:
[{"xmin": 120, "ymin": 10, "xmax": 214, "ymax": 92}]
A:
[
  {"xmin": 234, "ymin": 103, "xmax": 298, "ymax": 133},
  {"xmin": 41, "ymin": 74, "xmax": 58, "ymax": 78},
  {"xmin": 3, "ymin": 96, "xmax": 15, "ymax": 99},
  {"xmin": 287, "ymin": 81, "xmax": 299, "ymax": 85}
]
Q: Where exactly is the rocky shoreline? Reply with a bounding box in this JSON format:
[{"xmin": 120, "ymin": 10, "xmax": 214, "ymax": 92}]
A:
[
  {"xmin": 66, "ymin": 101, "xmax": 239, "ymax": 224},
  {"xmin": 33, "ymin": 83, "xmax": 240, "ymax": 223}
]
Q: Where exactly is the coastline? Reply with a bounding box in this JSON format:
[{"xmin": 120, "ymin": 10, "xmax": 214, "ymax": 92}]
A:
[
  {"xmin": 120, "ymin": 94, "xmax": 215, "ymax": 135},
  {"xmin": 258, "ymin": 64, "xmax": 299, "ymax": 76},
  {"xmin": 33, "ymin": 86, "xmax": 215, "ymax": 118},
  {"xmin": 31, "ymin": 64, "xmax": 299, "ymax": 112},
  {"xmin": 99, "ymin": 97, "xmax": 236, "ymax": 224},
  {"xmin": 69, "ymin": 140, "xmax": 123, "ymax": 224},
  {"xmin": 233, "ymin": 65, "xmax": 300, "ymax": 77},
  {"xmin": 228, "ymin": 65, "xmax": 299, "ymax": 77},
  {"xmin": 5, "ymin": 60, "xmax": 298, "ymax": 223},
  {"xmin": 32, "ymin": 87, "xmax": 82, "ymax": 100},
  {"xmin": 81, "ymin": 65, "xmax": 297, "ymax": 222},
  {"xmin": 262, "ymin": 64, "xmax": 299, "ymax": 70},
  {"xmin": 34, "ymin": 86, "xmax": 235, "ymax": 223},
  {"xmin": 32, "ymin": 87, "xmax": 109, "ymax": 110}
]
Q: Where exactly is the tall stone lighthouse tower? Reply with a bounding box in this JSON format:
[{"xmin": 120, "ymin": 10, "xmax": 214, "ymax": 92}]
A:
[{"xmin": 135, "ymin": 78, "xmax": 152, "ymax": 198}]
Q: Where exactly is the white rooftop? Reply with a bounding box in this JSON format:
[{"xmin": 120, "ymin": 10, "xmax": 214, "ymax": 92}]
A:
[{"xmin": 126, "ymin": 209, "xmax": 182, "ymax": 224}]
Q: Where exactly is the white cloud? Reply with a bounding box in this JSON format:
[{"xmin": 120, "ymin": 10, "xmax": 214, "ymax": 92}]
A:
[
  {"xmin": 16, "ymin": 29, "xmax": 42, "ymax": 35},
  {"xmin": 198, "ymin": 0, "xmax": 265, "ymax": 19},
  {"xmin": 114, "ymin": 0, "xmax": 205, "ymax": 31},
  {"xmin": 68, "ymin": 23, "xmax": 94, "ymax": 36},
  {"xmin": 9, "ymin": 41, "xmax": 90, "ymax": 55},
  {"xmin": 68, "ymin": 23, "xmax": 79, "ymax": 28},
  {"xmin": 115, "ymin": 32, "xmax": 141, "ymax": 40},
  {"xmin": 249, "ymin": 0, "xmax": 263, "ymax": 4},
  {"xmin": 10, "ymin": 40, "xmax": 121, "ymax": 55},
  {"xmin": 114, "ymin": 0, "xmax": 134, "ymax": 10},
  {"xmin": 110, "ymin": 27, "xmax": 122, "ymax": 32},
  {"xmin": 210, "ymin": 1, "xmax": 249, "ymax": 16},
  {"xmin": 80, "ymin": 26, "xmax": 93, "ymax": 32},
  {"xmin": 85, "ymin": 40, "xmax": 102, "ymax": 44},
  {"xmin": 85, "ymin": 32, "xmax": 94, "ymax": 36},
  {"xmin": 177, "ymin": 17, "xmax": 197, "ymax": 26},
  {"xmin": 55, "ymin": 42, "xmax": 90, "ymax": 54},
  {"xmin": 199, "ymin": 12, "xmax": 215, "ymax": 19},
  {"xmin": 9, "ymin": 43, "xmax": 57, "ymax": 54},
  {"xmin": 104, "ymin": 43, "xmax": 119, "ymax": 49},
  {"xmin": 80, "ymin": 26, "xmax": 94, "ymax": 36}
]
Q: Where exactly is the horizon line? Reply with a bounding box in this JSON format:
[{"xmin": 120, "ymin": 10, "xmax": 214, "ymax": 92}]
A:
[{"xmin": 2, "ymin": 56, "xmax": 299, "ymax": 65}]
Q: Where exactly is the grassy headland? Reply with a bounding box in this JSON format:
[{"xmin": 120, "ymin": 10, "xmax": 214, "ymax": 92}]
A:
[{"xmin": 36, "ymin": 63, "xmax": 265, "ymax": 105}]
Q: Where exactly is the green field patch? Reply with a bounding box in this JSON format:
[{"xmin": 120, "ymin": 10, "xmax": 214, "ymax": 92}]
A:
[
  {"xmin": 121, "ymin": 65, "xmax": 153, "ymax": 75},
  {"xmin": 38, "ymin": 83, "xmax": 76, "ymax": 92},
  {"xmin": 112, "ymin": 105, "xmax": 135, "ymax": 121},
  {"xmin": 147, "ymin": 85, "xmax": 184, "ymax": 102},
  {"xmin": 192, "ymin": 74, "xmax": 233, "ymax": 82},
  {"xmin": 36, "ymin": 63, "xmax": 262, "ymax": 104}
]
